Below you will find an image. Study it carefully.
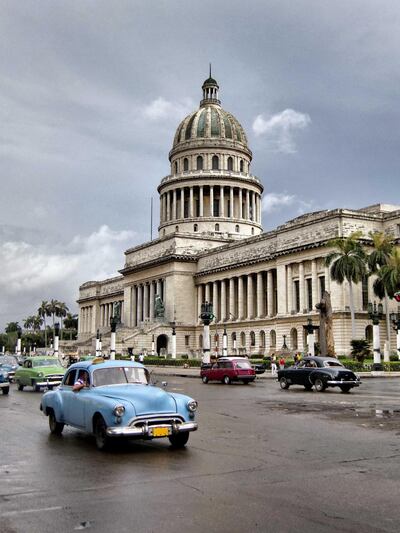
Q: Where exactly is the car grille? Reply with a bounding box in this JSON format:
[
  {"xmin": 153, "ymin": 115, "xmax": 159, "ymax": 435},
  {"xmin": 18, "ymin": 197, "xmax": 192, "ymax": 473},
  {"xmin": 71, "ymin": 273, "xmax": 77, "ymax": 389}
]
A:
[
  {"xmin": 340, "ymin": 372, "xmax": 355, "ymax": 380},
  {"xmin": 130, "ymin": 413, "xmax": 185, "ymax": 429},
  {"xmin": 45, "ymin": 374, "xmax": 64, "ymax": 382}
]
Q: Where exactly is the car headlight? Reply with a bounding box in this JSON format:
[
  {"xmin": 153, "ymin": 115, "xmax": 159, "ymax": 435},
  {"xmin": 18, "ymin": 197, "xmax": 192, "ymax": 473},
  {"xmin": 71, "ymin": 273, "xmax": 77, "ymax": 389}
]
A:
[
  {"xmin": 187, "ymin": 400, "xmax": 198, "ymax": 412},
  {"xmin": 113, "ymin": 405, "xmax": 125, "ymax": 417},
  {"xmin": 38, "ymin": 372, "xmax": 44, "ymax": 377}
]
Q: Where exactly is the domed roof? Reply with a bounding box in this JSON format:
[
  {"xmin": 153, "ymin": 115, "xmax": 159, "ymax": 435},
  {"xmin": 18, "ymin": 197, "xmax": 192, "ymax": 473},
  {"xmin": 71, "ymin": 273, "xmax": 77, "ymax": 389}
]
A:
[{"xmin": 172, "ymin": 75, "xmax": 248, "ymax": 150}]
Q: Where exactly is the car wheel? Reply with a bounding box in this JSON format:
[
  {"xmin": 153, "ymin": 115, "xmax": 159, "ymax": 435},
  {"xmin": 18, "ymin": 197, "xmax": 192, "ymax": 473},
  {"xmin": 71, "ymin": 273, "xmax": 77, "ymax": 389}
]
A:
[
  {"xmin": 223, "ymin": 375, "xmax": 231, "ymax": 385},
  {"xmin": 279, "ymin": 377, "xmax": 290, "ymax": 390},
  {"xmin": 17, "ymin": 381, "xmax": 24, "ymax": 391},
  {"xmin": 49, "ymin": 410, "xmax": 64, "ymax": 435},
  {"xmin": 169, "ymin": 432, "xmax": 189, "ymax": 448},
  {"xmin": 202, "ymin": 375, "xmax": 209, "ymax": 384},
  {"xmin": 340, "ymin": 385, "xmax": 352, "ymax": 393},
  {"xmin": 94, "ymin": 416, "xmax": 110, "ymax": 451},
  {"xmin": 32, "ymin": 380, "xmax": 40, "ymax": 392},
  {"xmin": 314, "ymin": 378, "xmax": 326, "ymax": 392},
  {"xmin": 2, "ymin": 386, "xmax": 9, "ymax": 395}
]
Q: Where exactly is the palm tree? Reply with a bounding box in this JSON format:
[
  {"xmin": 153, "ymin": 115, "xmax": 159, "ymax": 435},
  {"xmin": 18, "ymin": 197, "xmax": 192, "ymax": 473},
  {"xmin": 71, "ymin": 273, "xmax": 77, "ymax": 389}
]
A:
[
  {"xmin": 56, "ymin": 302, "xmax": 69, "ymax": 339},
  {"xmin": 325, "ymin": 231, "xmax": 367, "ymax": 340},
  {"xmin": 5, "ymin": 322, "xmax": 20, "ymax": 333},
  {"xmin": 377, "ymin": 247, "xmax": 400, "ymax": 297},
  {"xmin": 64, "ymin": 312, "xmax": 78, "ymax": 340},
  {"xmin": 23, "ymin": 316, "xmax": 35, "ymax": 330},
  {"xmin": 368, "ymin": 232, "xmax": 395, "ymax": 350},
  {"xmin": 47, "ymin": 299, "xmax": 60, "ymax": 335},
  {"xmin": 38, "ymin": 300, "xmax": 50, "ymax": 347},
  {"xmin": 32, "ymin": 315, "xmax": 44, "ymax": 332}
]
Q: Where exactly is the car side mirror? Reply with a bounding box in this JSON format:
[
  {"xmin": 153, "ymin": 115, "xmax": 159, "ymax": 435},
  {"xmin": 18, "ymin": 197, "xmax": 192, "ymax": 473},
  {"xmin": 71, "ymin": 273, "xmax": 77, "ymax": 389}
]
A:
[{"xmin": 161, "ymin": 381, "xmax": 168, "ymax": 388}]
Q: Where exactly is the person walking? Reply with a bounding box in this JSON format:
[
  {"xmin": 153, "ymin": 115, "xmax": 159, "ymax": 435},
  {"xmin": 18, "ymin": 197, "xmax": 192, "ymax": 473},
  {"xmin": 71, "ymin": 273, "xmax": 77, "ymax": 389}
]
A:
[
  {"xmin": 271, "ymin": 354, "xmax": 277, "ymax": 375},
  {"xmin": 279, "ymin": 356, "xmax": 285, "ymax": 370}
]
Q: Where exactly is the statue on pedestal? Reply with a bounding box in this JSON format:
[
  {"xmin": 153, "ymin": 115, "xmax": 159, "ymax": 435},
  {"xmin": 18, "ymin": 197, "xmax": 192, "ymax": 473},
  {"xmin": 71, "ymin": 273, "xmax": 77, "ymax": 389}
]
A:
[{"xmin": 155, "ymin": 294, "xmax": 165, "ymax": 319}]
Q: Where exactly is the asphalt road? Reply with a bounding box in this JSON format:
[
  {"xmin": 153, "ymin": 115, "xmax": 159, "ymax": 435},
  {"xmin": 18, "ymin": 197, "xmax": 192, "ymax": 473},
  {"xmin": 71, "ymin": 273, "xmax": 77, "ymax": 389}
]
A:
[{"xmin": 1, "ymin": 376, "xmax": 400, "ymax": 533}]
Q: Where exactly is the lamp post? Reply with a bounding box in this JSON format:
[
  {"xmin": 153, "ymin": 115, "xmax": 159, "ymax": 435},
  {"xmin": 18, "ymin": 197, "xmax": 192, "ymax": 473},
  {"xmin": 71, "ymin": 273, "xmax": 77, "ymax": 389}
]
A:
[
  {"xmin": 16, "ymin": 327, "xmax": 22, "ymax": 356},
  {"xmin": 171, "ymin": 322, "xmax": 176, "ymax": 359},
  {"xmin": 110, "ymin": 316, "xmax": 117, "ymax": 360},
  {"xmin": 222, "ymin": 326, "xmax": 228, "ymax": 356},
  {"xmin": 151, "ymin": 334, "xmax": 155, "ymax": 356},
  {"xmin": 368, "ymin": 301, "xmax": 384, "ymax": 369},
  {"xmin": 53, "ymin": 322, "xmax": 60, "ymax": 360},
  {"xmin": 200, "ymin": 301, "xmax": 214, "ymax": 364},
  {"xmin": 95, "ymin": 329, "xmax": 100, "ymax": 357},
  {"xmin": 390, "ymin": 308, "xmax": 400, "ymax": 360},
  {"xmin": 98, "ymin": 333, "xmax": 102, "ymax": 356},
  {"xmin": 303, "ymin": 319, "xmax": 319, "ymax": 356}
]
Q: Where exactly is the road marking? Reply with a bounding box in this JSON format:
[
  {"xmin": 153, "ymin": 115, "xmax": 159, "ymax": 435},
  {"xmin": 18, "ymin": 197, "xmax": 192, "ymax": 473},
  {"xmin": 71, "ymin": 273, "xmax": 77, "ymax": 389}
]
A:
[{"xmin": 2, "ymin": 506, "xmax": 63, "ymax": 517}]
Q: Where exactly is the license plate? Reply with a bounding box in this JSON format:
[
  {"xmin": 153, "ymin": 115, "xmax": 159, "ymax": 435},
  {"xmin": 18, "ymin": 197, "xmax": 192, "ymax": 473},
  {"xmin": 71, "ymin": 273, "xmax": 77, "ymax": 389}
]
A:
[{"xmin": 152, "ymin": 427, "xmax": 169, "ymax": 437}]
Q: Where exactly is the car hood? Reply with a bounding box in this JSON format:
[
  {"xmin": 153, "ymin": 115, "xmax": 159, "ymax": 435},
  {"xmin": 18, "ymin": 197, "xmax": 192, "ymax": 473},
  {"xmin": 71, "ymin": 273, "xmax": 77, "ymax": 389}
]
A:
[
  {"xmin": 19, "ymin": 365, "xmax": 64, "ymax": 376},
  {"xmin": 93, "ymin": 384, "xmax": 177, "ymax": 415}
]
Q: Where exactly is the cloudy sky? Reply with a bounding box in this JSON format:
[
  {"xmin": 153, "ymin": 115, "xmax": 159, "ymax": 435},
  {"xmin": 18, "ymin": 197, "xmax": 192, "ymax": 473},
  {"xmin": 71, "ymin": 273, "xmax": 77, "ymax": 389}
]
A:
[{"xmin": 1, "ymin": 0, "xmax": 399, "ymax": 330}]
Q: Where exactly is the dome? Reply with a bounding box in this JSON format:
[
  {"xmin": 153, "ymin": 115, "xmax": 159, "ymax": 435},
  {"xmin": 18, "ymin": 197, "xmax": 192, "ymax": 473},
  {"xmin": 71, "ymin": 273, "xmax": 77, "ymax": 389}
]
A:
[{"xmin": 171, "ymin": 75, "xmax": 249, "ymax": 152}]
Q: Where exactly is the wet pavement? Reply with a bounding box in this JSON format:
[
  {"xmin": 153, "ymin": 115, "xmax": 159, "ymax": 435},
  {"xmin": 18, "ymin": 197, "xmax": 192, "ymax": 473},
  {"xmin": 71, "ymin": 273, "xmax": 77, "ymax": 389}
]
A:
[{"xmin": 1, "ymin": 375, "xmax": 400, "ymax": 532}]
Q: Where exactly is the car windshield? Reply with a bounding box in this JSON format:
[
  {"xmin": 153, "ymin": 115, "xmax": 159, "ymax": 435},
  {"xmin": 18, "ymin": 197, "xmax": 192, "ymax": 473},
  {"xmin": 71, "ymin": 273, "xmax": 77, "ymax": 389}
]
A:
[
  {"xmin": 93, "ymin": 366, "xmax": 149, "ymax": 387},
  {"xmin": 0, "ymin": 356, "xmax": 17, "ymax": 365},
  {"xmin": 235, "ymin": 360, "xmax": 252, "ymax": 369},
  {"xmin": 323, "ymin": 361, "xmax": 344, "ymax": 368},
  {"xmin": 32, "ymin": 359, "xmax": 62, "ymax": 368}
]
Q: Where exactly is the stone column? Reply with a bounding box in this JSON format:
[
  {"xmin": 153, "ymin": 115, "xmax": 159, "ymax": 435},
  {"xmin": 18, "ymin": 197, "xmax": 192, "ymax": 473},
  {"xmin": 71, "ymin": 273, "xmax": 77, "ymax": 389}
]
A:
[
  {"xmin": 220, "ymin": 279, "xmax": 226, "ymax": 322},
  {"xmin": 256, "ymin": 272, "xmax": 264, "ymax": 318},
  {"xmin": 267, "ymin": 270, "xmax": 273, "ymax": 317},
  {"xmin": 220, "ymin": 185, "xmax": 224, "ymax": 217},
  {"xmin": 197, "ymin": 285, "xmax": 203, "ymax": 324},
  {"xmin": 230, "ymin": 187, "xmax": 234, "ymax": 218},
  {"xmin": 205, "ymin": 282, "xmax": 211, "ymax": 303},
  {"xmin": 166, "ymin": 191, "xmax": 170, "ymax": 221},
  {"xmin": 251, "ymin": 191, "xmax": 256, "ymax": 221},
  {"xmin": 299, "ymin": 262, "xmax": 305, "ymax": 313},
  {"xmin": 137, "ymin": 285, "xmax": 143, "ymax": 325},
  {"xmin": 180, "ymin": 188, "xmax": 185, "ymax": 219},
  {"xmin": 156, "ymin": 279, "xmax": 162, "ymax": 299},
  {"xmin": 149, "ymin": 281, "xmax": 155, "ymax": 320},
  {"xmin": 189, "ymin": 187, "xmax": 194, "ymax": 218},
  {"xmin": 246, "ymin": 189, "xmax": 250, "ymax": 220},
  {"xmin": 123, "ymin": 286, "xmax": 132, "ymax": 327},
  {"xmin": 210, "ymin": 186, "xmax": 214, "ymax": 216},
  {"xmin": 229, "ymin": 278, "xmax": 235, "ymax": 320},
  {"xmin": 287, "ymin": 265, "xmax": 293, "ymax": 314},
  {"xmin": 311, "ymin": 259, "xmax": 318, "ymax": 310},
  {"xmin": 132, "ymin": 286, "xmax": 137, "ymax": 327},
  {"xmin": 239, "ymin": 188, "xmax": 243, "ymax": 219},
  {"xmin": 213, "ymin": 281, "xmax": 218, "ymax": 321},
  {"xmin": 172, "ymin": 189, "xmax": 177, "ymax": 220},
  {"xmin": 199, "ymin": 186, "xmax": 204, "ymax": 217},
  {"xmin": 277, "ymin": 264, "xmax": 287, "ymax": 315},
  {"xmin": 238, "ymin": 276, "xmax": 244, "ymax": 320},
  {"xmin": 144, "ymin": 283, "xmax": 150, "ymax": 320},
  {"xmin": 247, "ymin": 274, "xmax": 254, "ymax": 319}
]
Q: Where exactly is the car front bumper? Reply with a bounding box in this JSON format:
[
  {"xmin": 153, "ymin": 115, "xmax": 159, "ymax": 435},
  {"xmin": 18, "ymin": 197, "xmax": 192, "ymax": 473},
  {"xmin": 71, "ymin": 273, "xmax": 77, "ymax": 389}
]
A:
[
  {"xmin": 106, "ymin": 421, "xmax": 198, "ymax": 438},
  {"xmin": 0, "ymin": 382, "xmax": 10, "ymax": 388},
  {"xmin": 35, "ymin": 379, "xmax": 63, "ymax": 387},
  {"xmin": 327, "ymin": 380, "xmax": 361, "ymax": 386}
]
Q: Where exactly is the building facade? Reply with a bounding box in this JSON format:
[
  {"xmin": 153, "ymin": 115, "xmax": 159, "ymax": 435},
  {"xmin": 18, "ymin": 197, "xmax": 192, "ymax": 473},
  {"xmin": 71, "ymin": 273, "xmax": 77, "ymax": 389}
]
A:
[{"xmin": 77, "ymin": 75, "xmax": 400, "ymax": 357}]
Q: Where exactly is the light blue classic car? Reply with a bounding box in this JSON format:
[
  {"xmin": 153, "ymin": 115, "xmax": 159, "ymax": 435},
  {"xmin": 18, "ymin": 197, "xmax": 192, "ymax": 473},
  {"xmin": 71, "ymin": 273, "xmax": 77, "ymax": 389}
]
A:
[{"xmin": 40, "ymin": 359, "xmax": 198, "ymax": 450}]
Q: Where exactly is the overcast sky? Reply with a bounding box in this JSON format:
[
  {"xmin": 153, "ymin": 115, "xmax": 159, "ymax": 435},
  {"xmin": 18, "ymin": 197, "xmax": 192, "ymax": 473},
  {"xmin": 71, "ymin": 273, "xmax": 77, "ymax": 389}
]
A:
[{"xmin": 1, "ymin": 0, "xmax": 399, "ymax": 330}]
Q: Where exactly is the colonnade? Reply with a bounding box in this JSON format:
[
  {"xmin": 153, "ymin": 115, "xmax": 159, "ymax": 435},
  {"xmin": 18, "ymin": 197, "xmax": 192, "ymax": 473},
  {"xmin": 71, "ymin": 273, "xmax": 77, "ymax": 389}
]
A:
[
  {"xmin": 99, "ymin": 300, "xmax": 124, "ymax": 328},
  {"xmin": 124, "ymin": 278, "xmax": 165, "ymax": 328},
  {"xmin": 160, "ymin": 185, "xmax": 261, "ymax": 224},
  {"xmin": 79, "ymin": 306, "xmax": 94, "ymax": 333}
]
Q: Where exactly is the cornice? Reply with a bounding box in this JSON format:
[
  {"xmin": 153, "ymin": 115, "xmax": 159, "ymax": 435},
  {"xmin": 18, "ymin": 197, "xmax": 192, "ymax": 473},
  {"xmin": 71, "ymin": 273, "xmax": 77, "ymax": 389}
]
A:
[{"xmin": 119, "ymin": 254, "xmax": 198, "ymax": 275}]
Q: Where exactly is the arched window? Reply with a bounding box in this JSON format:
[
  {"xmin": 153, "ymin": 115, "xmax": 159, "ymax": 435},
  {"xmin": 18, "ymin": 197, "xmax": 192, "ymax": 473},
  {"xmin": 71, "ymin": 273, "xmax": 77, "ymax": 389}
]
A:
[
  {"xmin": 251, "ymin": 228, "xmax": 255, "ymax": 235},
  {"xmin": 193, "ymin": 224, "xmax": 198, "ymax": 232},
  {"xmin": 227, "ymin": 157, "xmax": 233, "ymax": 171},
  {"xmin": 365, "ymin": 325, "xmax": 373, "ymax": 344},
  {"xmin": 250, "ymin": 331, "xmax": 256, "ymax": 347},
  {"xmin": 174, "ymin": 161, "xmax": 178, "ymax": 174},
  {"xmin": 175, "ymin": 226, "xmax": 179, "ymax": 232},
  {"xmin": 215, "ymin": 223, "xmax": 220, "ymax": 232},
  {"xmin": 240, "ymin": 159, "xmax": 244, "ymax": 172},
  {"xmin": 240, "ymin": 332, "xmax": 246, "ymax": 347},
  {"xmin": 196, "ymin": 156, "xmax": 203, "ymax": 170},
  {"xmin": 260, "ymin": 330, "xmax": 266, "ymax": 348},
  {"xmin": 270, "ymin": 330, "xmax": 276, "ymax": 348},
  {"xmin": 235, "ymin": 225, "xmax": 239, "ymax": 233},
  {"xmin": 199, "ymin": 334, "xmax": 203, "ymax": 348},
  {"xmin": 183, "ymin": 158, "xmax": 189, "ymax": 171},
  {"xmin": 212, "ymin": 155, "xmax": 219, "ymax": 170}
]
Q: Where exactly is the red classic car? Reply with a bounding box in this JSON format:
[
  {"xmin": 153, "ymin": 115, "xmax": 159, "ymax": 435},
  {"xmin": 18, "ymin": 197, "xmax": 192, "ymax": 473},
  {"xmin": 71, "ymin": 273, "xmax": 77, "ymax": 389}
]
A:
[{"xmin": 200, "ymin": 357, "xmax": 256, "ymax": 384}]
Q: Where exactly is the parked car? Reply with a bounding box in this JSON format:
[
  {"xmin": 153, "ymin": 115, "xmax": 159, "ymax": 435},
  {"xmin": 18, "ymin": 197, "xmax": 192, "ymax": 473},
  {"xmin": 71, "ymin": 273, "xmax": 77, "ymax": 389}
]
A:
[
  {"xmin": 15, "ymin": 357, "xmax": 65, "ymax": 391},
  {"xmin": 0, "ymin": 355, "xmax": 20, "ymax": 382},
  {"xmin": 200, "ymin": 357, "xmax": 256, "ymax": 384},
  {"xmin": 252, "ymin": 362, "xmax": 267, "ymax": 375},
  {"xmin": 0, "ymin": 366, "xmax": 10, "ymax": 395},
  {"xmin": 277, "ymin": 356, "xmax": 361, "ymax": 393},
  {"xmin": 40, "ymin": 359, "xmax": 198, "ymax": 450}
]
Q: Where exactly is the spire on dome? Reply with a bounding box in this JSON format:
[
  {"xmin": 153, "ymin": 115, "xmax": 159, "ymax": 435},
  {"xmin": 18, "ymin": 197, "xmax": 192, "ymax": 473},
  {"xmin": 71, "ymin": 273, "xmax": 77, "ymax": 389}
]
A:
[{"xmin": 200, "ymin": 66, "xmax": 220, "ymax": 107}]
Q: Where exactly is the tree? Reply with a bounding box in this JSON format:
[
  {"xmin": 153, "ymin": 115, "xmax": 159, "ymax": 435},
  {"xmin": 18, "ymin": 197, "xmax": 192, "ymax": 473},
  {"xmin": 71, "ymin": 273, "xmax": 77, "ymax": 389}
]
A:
[
  {"xmin": 325, "ymin": 231, "xmax": 367, "ymax": 340},
  {"xmin": 47, "ymin": 299, "xmax": 60, "ymax": 336},
  {"xmin": 64, "ymin": 313, "xmax": 78, "ymax": 340},
  {"xmin": 350, "ymin": 339, "xmax": 371, "ymax": 363},
  {"xmin": 377, "ymin": 247, "xmax": 400, "ymax": 297},
  {"xmin": 368, "ymin": 232, "xmax": 395, "ymax": 350},
  {"xmin": 56, "ymin": 302, "xmax": 69, "ymax": 339},
  {"xmin": 5, "ymin": 322, "xmax": 20, "ymax": 333},
  {"xmin": 23, "ymin": 316, "xmax": 35, "ymax": 330},
  {"xmin": 38, "ymin": 301, "xmax": 50, "ymax": 347}
]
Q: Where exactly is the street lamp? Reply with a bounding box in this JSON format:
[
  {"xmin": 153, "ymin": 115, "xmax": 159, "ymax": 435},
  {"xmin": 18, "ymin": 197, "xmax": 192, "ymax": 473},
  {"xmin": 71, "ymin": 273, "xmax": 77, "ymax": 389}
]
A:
[
  {"xmin": 368, "ymin": 301, "xmax": 384, "ymax": 370},
  {"xmin": 390, "ymin": 308, "xmax": 400, "ymax": 360},
  {"xmin": 303, "ymin": 319, "xmax": 318, "ymax": 356},
  {"xmin": 53, "ymin": 322, "xmax": 60, "ymax": 360},
  {"xmin": 16, "ymin": 327, "xmax": 22, "ymax": 356},
  {"xmin": 170, "ymin": 322, "xmax": 177, "ymax": 359},
  {"xmin": 200, "ymin": 301, "xmax": 215, "ymax": 364},
  {"xmin": 109, "ymin": 316, "xmax": 118, "ymax": 360},
  {"xmin": 95, "ymin": 329, "xmax": 100, "ymax": 357}
]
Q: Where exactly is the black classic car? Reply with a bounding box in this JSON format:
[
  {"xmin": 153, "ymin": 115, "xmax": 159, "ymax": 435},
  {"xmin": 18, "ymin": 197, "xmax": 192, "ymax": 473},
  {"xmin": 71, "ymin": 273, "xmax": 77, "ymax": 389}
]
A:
[{"xmin": 277, "ymin": 356, "xmax": 361, "ymax": 393}]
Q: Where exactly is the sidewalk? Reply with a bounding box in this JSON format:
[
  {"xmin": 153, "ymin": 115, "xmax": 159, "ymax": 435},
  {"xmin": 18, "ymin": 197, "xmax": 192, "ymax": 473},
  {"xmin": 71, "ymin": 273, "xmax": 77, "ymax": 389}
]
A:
[{"xmin": 149, "ymin": 366, "xmax": 400, "ymax": 379}]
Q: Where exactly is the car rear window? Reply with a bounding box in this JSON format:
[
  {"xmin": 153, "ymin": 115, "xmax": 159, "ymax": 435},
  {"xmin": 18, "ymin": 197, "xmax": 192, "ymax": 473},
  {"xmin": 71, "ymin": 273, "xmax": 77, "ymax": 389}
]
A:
[
  {"xmin": 323, "ymin": 361, "xmax": 343, "ymax": 367},
  {"xmin": 235, "ymin": 360, "xmax": 252, "ymax": 369}
]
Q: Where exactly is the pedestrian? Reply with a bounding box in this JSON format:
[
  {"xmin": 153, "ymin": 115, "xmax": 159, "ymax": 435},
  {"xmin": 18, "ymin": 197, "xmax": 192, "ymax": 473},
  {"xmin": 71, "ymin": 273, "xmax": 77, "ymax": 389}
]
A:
[
  {"xmin": 138, "ymin": 352, "xmax": 145, "ymax": 363},
  {"xmin": 271, "ymin": 354, "xmax": 277, "ymax": 375},
  {"xmin": 279, "ymin": 356, "xmax": 285, "ymax": 370}
]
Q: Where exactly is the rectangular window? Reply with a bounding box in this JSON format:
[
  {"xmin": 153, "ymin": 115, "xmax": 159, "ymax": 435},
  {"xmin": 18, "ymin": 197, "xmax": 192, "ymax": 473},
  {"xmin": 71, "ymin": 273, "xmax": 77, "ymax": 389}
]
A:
[
  {"xmin": 306, "ymin": 278, "xmax": 312, "ymax": 310},
  {"xmin": 294, "ymin": 280, "xmax": 300, "ymax": 312},
  {"xmin": 213, "ymin": 199, "xmax": 220, "ymax": 217},
  {"xmin": 185, "ymin": 335, "xmax": 190, "ymax": 347},
  {"xmin": 362, "ymin": 275, "xmax": 369, "ymax": 310},
  {"xmin": 319, "ymin": 276, "xmax": 325, "ymax": 298}
]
